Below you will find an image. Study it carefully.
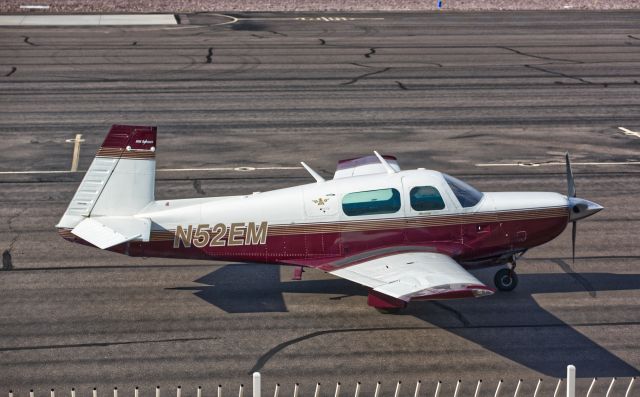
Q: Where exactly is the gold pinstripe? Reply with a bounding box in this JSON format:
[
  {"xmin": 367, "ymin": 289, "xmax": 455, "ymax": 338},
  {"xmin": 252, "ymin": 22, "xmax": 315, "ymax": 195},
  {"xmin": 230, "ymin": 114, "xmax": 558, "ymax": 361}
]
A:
[
  {"xmin": 96, "ymin": 147, "xmax": 155, "ymax": 159},
  {"xmin": 146, "ymin": 206, "xmax": 569, "ymax": 241}
]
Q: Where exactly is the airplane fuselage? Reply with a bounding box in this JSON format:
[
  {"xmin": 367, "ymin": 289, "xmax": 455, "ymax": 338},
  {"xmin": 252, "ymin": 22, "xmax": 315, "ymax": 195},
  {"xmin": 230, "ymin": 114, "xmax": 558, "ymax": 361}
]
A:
[{"xmin": 59, "ymin": 168, "xmax": 569, "ymax": 272}]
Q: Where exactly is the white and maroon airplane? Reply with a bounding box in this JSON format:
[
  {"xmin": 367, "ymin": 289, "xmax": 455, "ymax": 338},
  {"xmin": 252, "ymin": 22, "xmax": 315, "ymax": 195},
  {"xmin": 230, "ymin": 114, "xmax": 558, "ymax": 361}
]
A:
[{"xmin": 57, "ymin": 125, "xmax": 603, "ymax": 312}]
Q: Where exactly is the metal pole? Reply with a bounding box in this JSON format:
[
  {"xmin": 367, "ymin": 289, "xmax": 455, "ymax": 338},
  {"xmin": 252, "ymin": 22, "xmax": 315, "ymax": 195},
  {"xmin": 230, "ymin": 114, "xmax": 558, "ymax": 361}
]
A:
[
  {"xmin": 552, "ymin": 380, "xmax": 562, "ymax": 397},
  {"xmin": 198, "ymin": 387, "xmax": 202, "ymax": 397},
  {"xmin": 334, "ymin": 383, "xmax": 340, "ymax": 397},
  {"xmin": 30, "ymin": 391, "xmax": 34, "ymax": 397},
  {"xmin": 566, "ymin": 365, "xmax": 575, "ymax": 397},
  {"xmin": 253, "ymin": 373, "xmax": 261, "ymax": 397},
  {"xmin": 176, "ymin": 386, "xmax": 181, "ymax": 397},
  {"xmin": 605, "ymin": 378, "xmax": 616, "ymax": 397},
  {"xmin": 474, "ymin": 380, "xmax": 482, "ymax": 397},
  {"xmin": 433, "ymin": 381, "xmax": 441, "ymax": 397},
  {"xmin": 51, "ymin": 389, "xmax": 55, "ymax": 397},
  {"xmin": 494, "ymin": 380, "xmax": 503, "ymax": 397},
  {"xmin": 625, "ymin": 377, "xmax": 636, "ymax": 397},
  {"xmin": 513, "ymin": 380, "xmax": 522, "ymax": 397},
  {"xmin": 273, "ymin": 384, "xmax": 279, "ymax": 397},
  {"xmin": 313, "ymin": 383, "xmax": 320, "ymax": 397},
  {"xmin": 218, "ymin": 385, "xmax": 222, "ymax": 397},
  {"xmin": 586, "ymin": 379, "xmax": 597, "ymax": 397},
  {"xmin": 114, "ymin": 388, "xmax": 118, "ymax": 397},
  {"xmin": 533, "ymin": 380, "xmax": 542, "ymax": 397},
  {"xmin": 413, "ymin": 381, "xmax": 421, "ymax": 397},
  {"xmin": 453, "ymin": 380, "xmax": 461, "ymax": 397},
  {"xmin": 239, "ymin": 384, "xmax": 244, "ymax": 397},
  {"xmin": 354, "ymin": 382, "xmax": 361, "ymax": 397},
  {"xmin": 71, "ymin": 389, "xmax": 75, "ymax": 397},
  {"xmin": 393, "ymin": 382, "xmax": 401, "ymax": 397},
  {"xmin": 9, "ymin": 390, "xmax": 12, "ymax": 397},
  {"xmin": 94, "ymin": 389, "xmax": 98, "ymax": 397},
  {"xmin": 135, "ymin": 387, "xmax": 139, "ymax": 397},
  {"xmin": 293, "ymin": 384, "xmax": 299, "ymax": 397},
  {"xmin": 68, "ymin": 134, "xmax": 84, "ymax": 172},
  {"xmin": 156, "ymin": 386, "xmax": 160, "ymax": 397}
]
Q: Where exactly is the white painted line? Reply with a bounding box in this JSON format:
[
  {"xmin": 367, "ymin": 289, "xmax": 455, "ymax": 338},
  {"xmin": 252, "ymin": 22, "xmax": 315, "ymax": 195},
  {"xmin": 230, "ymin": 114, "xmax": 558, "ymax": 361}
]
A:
[
  {"xmin": 20, "ymin": 5, "xmax": 50, "ymax": 9},
  {"xmin": 618, "ymin": 127, "xmax": 640, "ymax": 138},
  {"xmin": 476, "ymin": 161, "xmax": 640, "ymax": 167},
  {"xmin": 0, "ymin": 166, "xmax": 303, "ymax": 175}
]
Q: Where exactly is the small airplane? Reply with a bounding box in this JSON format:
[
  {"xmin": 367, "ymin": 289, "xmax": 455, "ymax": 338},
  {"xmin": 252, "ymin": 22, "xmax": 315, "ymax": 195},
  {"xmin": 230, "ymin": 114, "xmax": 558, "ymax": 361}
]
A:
[{"xmin": 57, "ymin": 125, "xmax": 603, "ymax": 312}]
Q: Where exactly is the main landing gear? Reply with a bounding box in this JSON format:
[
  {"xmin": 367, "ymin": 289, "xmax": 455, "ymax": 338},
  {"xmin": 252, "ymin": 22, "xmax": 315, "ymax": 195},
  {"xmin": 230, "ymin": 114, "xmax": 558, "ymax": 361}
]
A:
[{"xmin": 494, "ymin": 257, "xmax": 519, "ymax": 292}]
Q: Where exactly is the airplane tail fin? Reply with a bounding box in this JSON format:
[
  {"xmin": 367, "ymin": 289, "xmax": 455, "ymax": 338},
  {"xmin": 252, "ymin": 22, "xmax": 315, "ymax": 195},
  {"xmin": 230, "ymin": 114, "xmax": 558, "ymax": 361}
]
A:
[{"xmin": 57, "ymin": 124, "xmax": 157, "ymax": 231}]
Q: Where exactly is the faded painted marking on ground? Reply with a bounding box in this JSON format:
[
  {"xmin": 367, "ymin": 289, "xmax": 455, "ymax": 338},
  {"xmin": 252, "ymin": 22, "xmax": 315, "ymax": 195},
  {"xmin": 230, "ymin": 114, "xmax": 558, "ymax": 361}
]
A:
[{"xmin": 618, "ymin": 127, "xmax": 640, "ymax": 138}]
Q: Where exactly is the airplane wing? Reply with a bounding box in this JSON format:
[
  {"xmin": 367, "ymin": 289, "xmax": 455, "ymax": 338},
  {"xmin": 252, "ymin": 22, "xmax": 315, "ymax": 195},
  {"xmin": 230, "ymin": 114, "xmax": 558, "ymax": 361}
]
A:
[{"xmin": 330, "ymin": 252, "xmax": 494, "ymax": 301}]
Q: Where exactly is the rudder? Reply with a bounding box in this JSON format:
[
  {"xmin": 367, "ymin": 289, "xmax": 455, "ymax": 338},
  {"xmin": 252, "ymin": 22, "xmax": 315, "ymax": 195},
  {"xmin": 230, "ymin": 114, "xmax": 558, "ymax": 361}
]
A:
[{"xmin": 57, "ymin": 125, "xmax": 157, "ymax": 229}]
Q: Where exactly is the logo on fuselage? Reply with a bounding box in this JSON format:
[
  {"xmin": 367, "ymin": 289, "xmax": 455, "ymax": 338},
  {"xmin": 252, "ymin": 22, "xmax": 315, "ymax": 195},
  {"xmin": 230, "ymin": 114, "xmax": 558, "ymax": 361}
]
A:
[{"xmin": 173, "ymin": 221, "xmax": 269, "ymax": 249}]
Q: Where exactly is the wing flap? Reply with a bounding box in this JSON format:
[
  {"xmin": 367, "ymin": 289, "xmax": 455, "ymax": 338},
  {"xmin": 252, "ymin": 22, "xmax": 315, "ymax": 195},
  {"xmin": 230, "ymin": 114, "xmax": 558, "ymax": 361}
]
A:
[
  {"xmin": 71, "ymin": 217, "xmax": 150, "ymax": 249},
  {"xmin": 331, "ymin": 252, "xmax": 494, "ymax": 301}
]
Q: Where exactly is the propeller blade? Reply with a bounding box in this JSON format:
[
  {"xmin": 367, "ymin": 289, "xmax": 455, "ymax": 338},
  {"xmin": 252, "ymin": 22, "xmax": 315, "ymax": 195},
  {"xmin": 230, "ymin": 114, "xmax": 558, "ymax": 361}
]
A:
[
  {"xmin": 565, "ymin": 152, "xmax": 576, "ymax": 198},
  {"xmin": 572, "ymin": 221, "xmax": 577, "ymax": 263}
]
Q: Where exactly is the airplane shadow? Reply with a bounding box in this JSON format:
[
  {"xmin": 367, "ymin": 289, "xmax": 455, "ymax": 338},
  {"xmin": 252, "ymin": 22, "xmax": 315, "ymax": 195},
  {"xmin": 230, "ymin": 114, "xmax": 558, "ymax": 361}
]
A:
[{"xmin": 170, "ymin": 263, "xmax": 640, "ymax": 378}]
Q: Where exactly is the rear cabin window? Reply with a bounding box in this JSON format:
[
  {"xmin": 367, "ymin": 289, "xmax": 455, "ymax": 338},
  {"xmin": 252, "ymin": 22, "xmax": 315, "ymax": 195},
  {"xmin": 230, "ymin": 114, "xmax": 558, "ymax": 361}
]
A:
[
  {"xmin": 342, "ymin": 188, "xmax": 401, "ymax": 216},
  {"xmin": 410, "ymin": 186, "xmax": 445, "ymax": 211}
]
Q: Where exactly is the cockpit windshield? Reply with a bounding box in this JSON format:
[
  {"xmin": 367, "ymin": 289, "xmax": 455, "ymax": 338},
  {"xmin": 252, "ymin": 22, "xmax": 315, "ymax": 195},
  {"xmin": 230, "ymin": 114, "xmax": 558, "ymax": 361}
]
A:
[{"xmin": 443, "ymin": 174, "xmax": 484, "ymax": 208}]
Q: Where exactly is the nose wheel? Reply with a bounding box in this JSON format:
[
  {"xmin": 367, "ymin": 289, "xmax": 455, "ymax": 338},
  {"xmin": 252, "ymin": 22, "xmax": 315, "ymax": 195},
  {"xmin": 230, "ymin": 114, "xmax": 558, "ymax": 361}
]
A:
[{"xmin": 494, "ymin": 258, "xmax": 519, "ymax": 292}]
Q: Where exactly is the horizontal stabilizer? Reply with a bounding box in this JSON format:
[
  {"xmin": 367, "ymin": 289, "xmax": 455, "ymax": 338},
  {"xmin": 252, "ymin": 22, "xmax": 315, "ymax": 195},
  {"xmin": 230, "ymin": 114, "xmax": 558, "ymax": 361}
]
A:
[{"xmin": 71, "ymin": 217, "xmax": 151, "ymax": 249}]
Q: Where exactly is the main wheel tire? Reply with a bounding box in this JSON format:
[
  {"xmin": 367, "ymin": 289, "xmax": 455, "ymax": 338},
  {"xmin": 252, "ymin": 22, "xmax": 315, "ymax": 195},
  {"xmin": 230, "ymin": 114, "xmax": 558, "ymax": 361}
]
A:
[{"xmin": 494, "ymin": 268, "xmax": 518, "ymax": 291}]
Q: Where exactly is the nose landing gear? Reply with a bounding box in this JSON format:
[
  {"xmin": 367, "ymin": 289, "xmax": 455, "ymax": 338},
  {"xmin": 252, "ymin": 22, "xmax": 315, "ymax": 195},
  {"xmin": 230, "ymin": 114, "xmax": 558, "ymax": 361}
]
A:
[{"xmin": 494, "ymin": 256, "xmax": 518, "ymax": 291}]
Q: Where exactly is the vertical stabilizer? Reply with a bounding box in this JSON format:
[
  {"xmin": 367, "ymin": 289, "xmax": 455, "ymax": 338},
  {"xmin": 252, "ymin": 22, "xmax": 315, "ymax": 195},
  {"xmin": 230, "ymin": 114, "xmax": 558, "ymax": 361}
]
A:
[{"xmin": 57, "ymin": 125, "xmax": 157, "ymax": 229}]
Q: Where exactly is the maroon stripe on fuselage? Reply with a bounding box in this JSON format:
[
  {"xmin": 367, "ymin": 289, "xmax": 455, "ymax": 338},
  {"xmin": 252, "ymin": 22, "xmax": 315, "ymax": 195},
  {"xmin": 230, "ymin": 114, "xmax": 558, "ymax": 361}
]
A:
[{"xmin": 59, "ymin": 207, "xmax": 569, "ymax": 270}]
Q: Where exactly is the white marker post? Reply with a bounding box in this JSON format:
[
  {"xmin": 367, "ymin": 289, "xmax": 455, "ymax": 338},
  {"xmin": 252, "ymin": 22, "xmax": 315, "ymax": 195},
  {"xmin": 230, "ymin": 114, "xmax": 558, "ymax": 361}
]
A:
[
  {"xmin": 566, "ymin": 365, "xmax": 576, "ymax": 397},
  {"xmin": 253, "ymin": 372, "xmax": 261, "ymax": 397},
  {"xmin": 65, "ymin": 134, "xmax": 85, "ymax": 172}
]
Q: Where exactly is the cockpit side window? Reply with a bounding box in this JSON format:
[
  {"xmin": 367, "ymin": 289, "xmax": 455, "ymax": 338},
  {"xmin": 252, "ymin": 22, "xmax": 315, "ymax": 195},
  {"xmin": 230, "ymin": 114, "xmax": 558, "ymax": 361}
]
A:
[
  {"xmin": 443, "ymin": 174, "xmax": 484, "ymax": 208},
  {"xmin": 342, "ymin": 188, "xmax": 401, "ymax": 216},
  {"xmin": 410, "ymin": 186, "xmax": 445, "ymax": 211}
]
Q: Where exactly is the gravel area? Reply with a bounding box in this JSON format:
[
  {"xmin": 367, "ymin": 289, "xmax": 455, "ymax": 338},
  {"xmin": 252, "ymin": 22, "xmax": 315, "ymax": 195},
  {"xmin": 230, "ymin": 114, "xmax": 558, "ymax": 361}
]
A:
[{"xmin": 1, "ymin": 0, "xmax": 640, "ymax": 13}]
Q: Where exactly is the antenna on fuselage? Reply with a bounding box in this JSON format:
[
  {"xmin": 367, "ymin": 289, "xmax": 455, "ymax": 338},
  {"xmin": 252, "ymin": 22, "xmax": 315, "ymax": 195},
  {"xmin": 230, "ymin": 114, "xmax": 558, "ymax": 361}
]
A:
[
  {"xmin": 373, "ymin": 150, "xmax": 397, "ymax": 174},
  {"xmin": 300, "ymin": 162, "xmax": 325, "ymax": 183}
]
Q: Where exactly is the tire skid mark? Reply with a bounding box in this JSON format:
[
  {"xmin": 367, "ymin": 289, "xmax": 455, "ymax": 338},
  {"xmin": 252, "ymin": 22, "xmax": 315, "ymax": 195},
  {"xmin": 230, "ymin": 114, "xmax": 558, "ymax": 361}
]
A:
[
  {"xmin": 341, "ymin": 67, "xmax": 390, "ymax": 86},
  {"xmin": 249, "ymin": 320, "xmax": 640, "ymax": 373}
]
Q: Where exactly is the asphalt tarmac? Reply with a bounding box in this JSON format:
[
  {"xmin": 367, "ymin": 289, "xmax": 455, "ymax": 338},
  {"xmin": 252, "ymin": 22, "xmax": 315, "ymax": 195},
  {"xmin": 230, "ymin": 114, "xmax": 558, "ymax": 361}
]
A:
[{"xmin": 0, "ymin": 10, "xmax": 639, "ymax": 396}]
